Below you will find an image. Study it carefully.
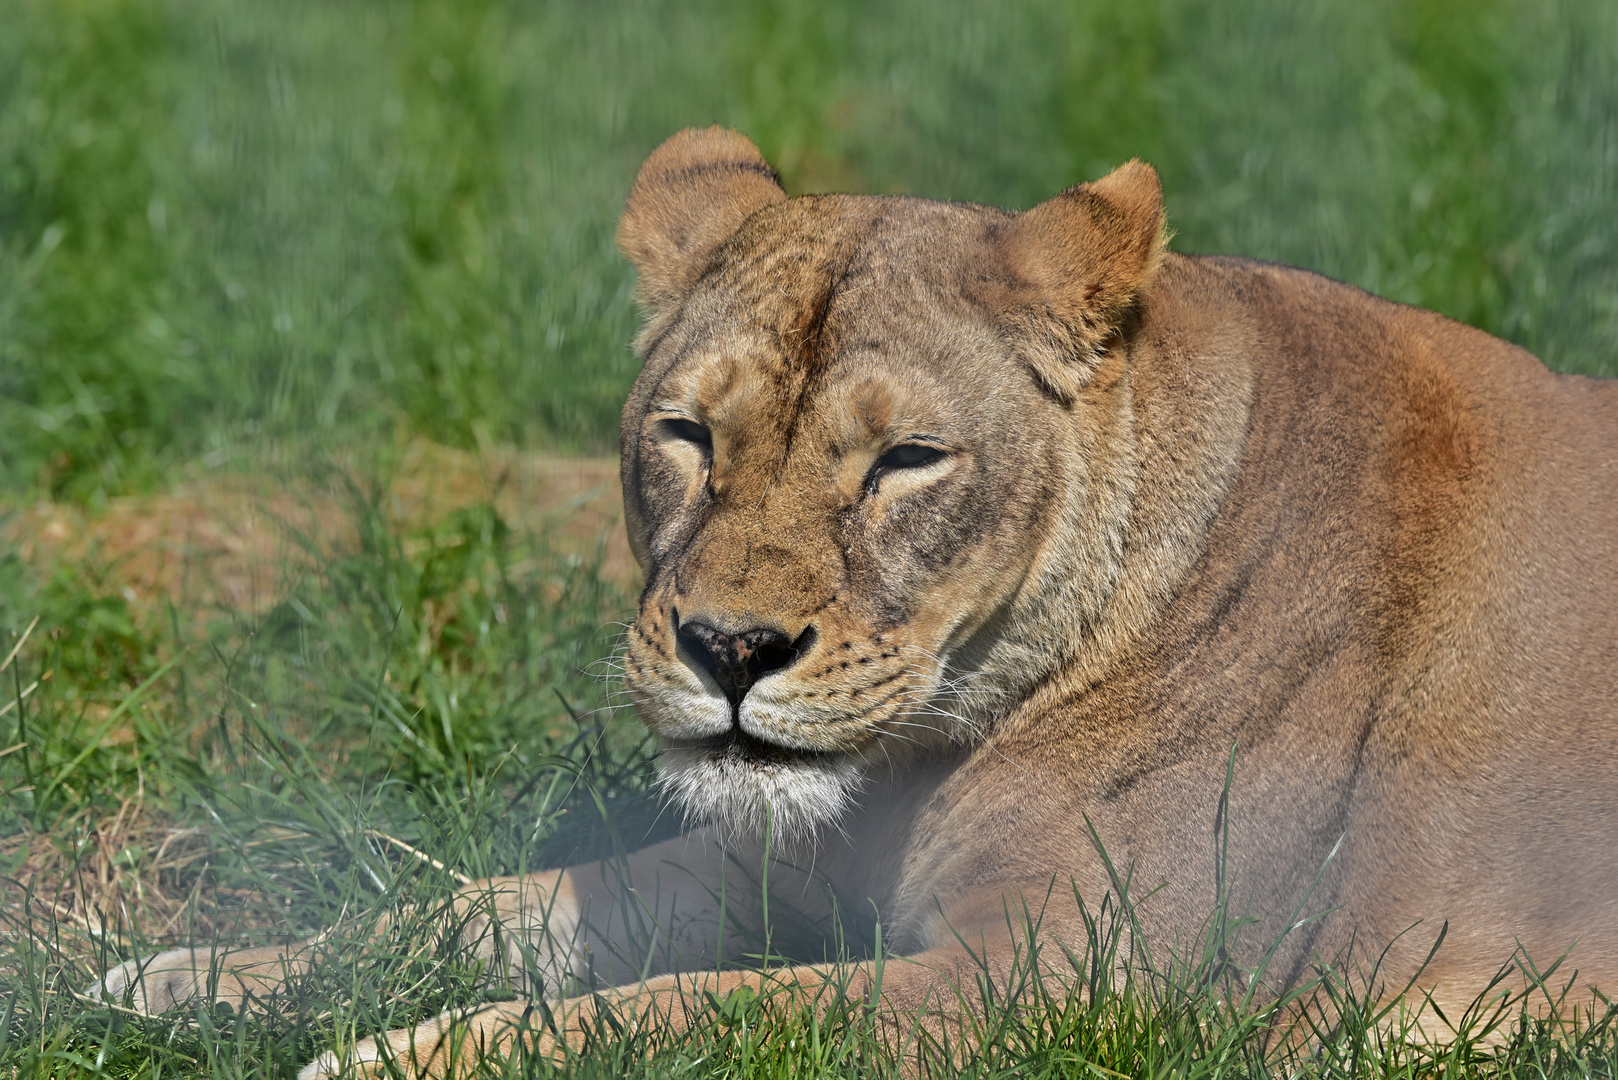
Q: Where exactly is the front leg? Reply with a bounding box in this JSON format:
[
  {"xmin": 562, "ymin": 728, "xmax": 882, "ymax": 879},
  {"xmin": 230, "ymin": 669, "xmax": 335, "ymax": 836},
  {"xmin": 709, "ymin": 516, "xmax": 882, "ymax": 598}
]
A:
[
  {"xmin": 78, "ymin": 861, "xmax": 582, "ymax": 1016},
  {"xmin": 438, "ymin": 830, "xmax": 774, "ymax": 993},
  {"xmin": 558, "ymin": 828, "xmax": 788, "ymax": 985},
  {"xmin": 86, "ymin": 867, "xmax": 586, "ymax": 1015},
  {"xmin": 434, "ymin": 869, "xmax": 583, "ymax": 995},
  {"xmin": 292, "ymin": 830, "xmax": 858, "ymax": 1075},
  {"xmin": 88, "ymin": 828, "xmax": 762, "ymax": 1016},
  {"xmin": 298, "ymin": 964, "xmax": 861, "ymax": 1079},
  {"xmin": 297, "ymin": 940, "xmax": 1017, "ymax": 1080},
  {"xmin": 297, "ymin": 876, "xmax": 1109, "ymax": 1079}
]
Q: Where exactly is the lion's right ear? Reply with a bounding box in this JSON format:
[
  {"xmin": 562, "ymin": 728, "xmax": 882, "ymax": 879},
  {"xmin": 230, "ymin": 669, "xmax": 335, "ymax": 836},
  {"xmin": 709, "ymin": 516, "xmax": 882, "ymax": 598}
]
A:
[{"xmin": 617, "ymin": 127, "xmax": 786, "ymax": 314}]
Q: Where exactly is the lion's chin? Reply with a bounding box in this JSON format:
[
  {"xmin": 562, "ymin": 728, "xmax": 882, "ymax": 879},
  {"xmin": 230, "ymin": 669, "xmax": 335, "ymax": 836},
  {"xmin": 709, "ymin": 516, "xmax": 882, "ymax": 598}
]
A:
[{"xmin": 655, "ymin": 735, "xmax": 864, "ymax": 848}]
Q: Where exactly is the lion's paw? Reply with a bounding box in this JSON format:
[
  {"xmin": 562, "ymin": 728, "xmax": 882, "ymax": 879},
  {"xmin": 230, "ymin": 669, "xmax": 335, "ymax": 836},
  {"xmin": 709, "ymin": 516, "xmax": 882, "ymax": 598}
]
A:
[
  {"xmin": 87, "ymin": 947, "xmax": 217, "ymax": 1015},
  {"xmin": 88, "ymin": 944, "xmax": 298, "ymax": 1015}
]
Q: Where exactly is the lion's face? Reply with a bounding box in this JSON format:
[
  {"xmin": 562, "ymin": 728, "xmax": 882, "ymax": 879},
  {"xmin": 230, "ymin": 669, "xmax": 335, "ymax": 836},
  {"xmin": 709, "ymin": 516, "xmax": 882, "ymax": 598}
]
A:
[
  {"xmin": 620, "ymin": 201, "xmax": 1055, "ymax": 843},
  {"xmin": 613, "ymin": 129, "xmax": 1165, "ymax": 844}
]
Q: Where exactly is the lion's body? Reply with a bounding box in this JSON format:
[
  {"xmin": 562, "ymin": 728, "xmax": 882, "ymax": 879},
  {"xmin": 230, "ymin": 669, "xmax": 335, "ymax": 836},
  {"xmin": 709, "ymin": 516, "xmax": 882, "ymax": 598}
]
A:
[
  {"xmin": 96, "ymin": 129, "xmax": 1618, "ymax": 1074},
  {"xmin": 886, "ymin": 252, "xmax": 1618, "ymax": 1001}
]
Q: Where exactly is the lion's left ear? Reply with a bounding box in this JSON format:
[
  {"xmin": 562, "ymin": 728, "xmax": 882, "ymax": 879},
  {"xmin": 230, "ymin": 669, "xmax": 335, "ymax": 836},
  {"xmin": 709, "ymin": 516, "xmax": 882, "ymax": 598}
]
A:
[
  {"xmin": 998, "ymin": 159, "xmax": 1169, "ymax": 402},
  {"xmin": 617, "ymin": 127, "xmax": 787, "ymax": 316}
]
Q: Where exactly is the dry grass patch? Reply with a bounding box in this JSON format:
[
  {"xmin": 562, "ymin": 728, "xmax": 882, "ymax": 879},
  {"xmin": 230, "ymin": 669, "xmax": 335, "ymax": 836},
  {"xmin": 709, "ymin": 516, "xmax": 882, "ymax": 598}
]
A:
[{"xmin": 4, "ymin": 441, "xmax": 632, "ymax": 623}]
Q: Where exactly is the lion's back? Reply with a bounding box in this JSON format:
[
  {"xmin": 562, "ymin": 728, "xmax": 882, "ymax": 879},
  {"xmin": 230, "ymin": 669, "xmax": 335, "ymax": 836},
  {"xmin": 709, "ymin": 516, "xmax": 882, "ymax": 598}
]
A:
[{"xmin": 1184, "ymin": 254, "xmax": 1618, "ymax": 972}]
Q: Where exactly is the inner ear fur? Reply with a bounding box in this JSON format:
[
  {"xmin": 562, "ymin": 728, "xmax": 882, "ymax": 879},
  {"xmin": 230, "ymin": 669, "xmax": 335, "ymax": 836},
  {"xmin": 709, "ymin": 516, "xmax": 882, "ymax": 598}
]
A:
[
  {"xmin": 999, "ymin": 159, "xmax": 1169, "ymax": 403},
  {"xmin": 617, "ymin": 126, "xmax": 787, "ymax": 315}
]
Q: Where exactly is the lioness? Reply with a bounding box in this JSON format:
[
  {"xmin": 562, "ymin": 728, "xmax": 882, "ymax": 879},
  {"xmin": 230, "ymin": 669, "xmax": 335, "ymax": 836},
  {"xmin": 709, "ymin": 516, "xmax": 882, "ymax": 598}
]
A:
[{"xmin": 95, "ymin": 128, "xmax": 1618, "ymax": 1075}]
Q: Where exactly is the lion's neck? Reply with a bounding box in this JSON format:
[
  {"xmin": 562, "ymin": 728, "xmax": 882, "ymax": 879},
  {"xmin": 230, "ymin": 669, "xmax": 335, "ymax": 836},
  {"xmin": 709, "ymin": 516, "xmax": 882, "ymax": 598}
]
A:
[{"xmin": 950, "ymin": 262, "xmax": 1257, "ymax": 734}]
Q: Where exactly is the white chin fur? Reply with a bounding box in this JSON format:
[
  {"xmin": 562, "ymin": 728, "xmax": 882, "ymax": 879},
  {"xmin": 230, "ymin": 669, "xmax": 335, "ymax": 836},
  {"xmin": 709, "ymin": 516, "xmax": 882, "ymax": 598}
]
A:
[{"xmin": 656, "ymin": 742, "xmax": 863, "ymax": 848}]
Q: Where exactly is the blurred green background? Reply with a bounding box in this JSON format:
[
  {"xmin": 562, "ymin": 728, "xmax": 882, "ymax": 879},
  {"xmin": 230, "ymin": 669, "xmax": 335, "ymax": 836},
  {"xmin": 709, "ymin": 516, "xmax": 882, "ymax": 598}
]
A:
[
  {"xmin": 1, "ymin": 5, "xmax": 1616, "ymax": 1072},
  {"xmin": 2, "ymin": 0, "xmax": 1614, "ymax": 502}
]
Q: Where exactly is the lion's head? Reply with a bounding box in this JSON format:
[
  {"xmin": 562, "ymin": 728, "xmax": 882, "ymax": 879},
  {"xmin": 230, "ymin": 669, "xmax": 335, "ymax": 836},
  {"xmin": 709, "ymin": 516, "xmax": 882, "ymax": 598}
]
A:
[{"xmin": 614, "ymin": 128, "xmax": 1169, "ymax": 845}]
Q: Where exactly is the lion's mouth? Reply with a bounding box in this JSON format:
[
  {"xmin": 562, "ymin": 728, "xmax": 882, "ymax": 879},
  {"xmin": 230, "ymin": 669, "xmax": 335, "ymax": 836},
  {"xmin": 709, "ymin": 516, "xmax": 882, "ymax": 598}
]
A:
[{"xmin": 669, "ymin": 728, "xmax": 837, "ymax": 768}]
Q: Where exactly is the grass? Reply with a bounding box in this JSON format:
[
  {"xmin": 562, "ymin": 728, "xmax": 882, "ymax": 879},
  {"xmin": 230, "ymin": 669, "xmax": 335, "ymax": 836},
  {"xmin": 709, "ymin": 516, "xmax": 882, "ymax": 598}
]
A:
[{"xmin": 1, "ymin": 0, "xmax": 1616, "ymax": 1075}]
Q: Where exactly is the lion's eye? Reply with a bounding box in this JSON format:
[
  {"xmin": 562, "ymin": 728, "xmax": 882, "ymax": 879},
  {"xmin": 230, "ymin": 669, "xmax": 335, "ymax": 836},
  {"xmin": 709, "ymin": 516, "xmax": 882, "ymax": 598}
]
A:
[
  {"xmin": 659, "ymin": 418, "xmax": 712, "ymax": 452},
  {"xmin": 876, "ymin": 443, "xmax": 945, "ymax": 471}
]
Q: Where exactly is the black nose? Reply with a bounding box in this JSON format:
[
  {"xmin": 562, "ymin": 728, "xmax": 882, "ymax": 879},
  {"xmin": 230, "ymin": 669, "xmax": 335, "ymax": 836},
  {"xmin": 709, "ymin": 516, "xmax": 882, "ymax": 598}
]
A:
[{"xmin": 677, "ymin": 618, "xmax": 808, "ymax": 704}]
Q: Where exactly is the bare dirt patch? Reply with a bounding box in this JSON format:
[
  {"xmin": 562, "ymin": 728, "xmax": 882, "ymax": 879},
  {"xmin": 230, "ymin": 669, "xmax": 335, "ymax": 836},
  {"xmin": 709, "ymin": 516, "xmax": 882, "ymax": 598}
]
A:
[{"xmin": 5, "ymin": 442, "xmax": 635, "ymax": 619}]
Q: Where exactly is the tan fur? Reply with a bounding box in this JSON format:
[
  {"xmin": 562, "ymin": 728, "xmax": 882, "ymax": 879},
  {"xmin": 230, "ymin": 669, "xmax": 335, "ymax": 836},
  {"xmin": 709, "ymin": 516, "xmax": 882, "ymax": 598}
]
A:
[{"xmin": 101, "ymin": 129, "xmax": 1618, "ymax": 1075}]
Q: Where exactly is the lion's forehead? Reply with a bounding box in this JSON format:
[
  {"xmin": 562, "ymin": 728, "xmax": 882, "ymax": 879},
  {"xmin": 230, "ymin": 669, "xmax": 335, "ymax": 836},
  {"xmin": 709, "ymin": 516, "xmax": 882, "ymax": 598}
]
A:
[
  {"xmin": 646, "ymin": 204, "xmax": 1013, "ymax": 449},
  {"xmin": 689, "ymin": 196, "xmax": 1004, "ymax": 347}
]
